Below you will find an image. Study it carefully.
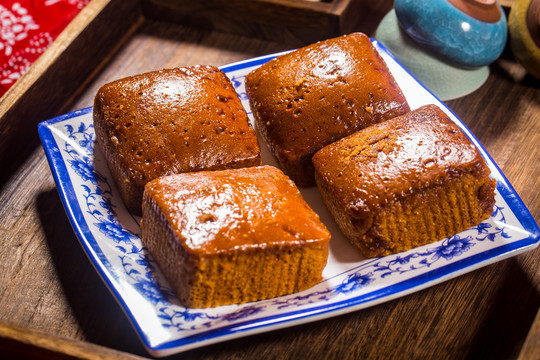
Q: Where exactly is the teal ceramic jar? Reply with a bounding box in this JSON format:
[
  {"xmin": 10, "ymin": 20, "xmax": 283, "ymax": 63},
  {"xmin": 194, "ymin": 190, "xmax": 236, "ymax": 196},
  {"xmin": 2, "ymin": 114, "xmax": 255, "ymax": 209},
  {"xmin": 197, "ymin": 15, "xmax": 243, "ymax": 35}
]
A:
[{"xmin": 395, "ymin": 0, "xmax": 507, "ymax": 67}]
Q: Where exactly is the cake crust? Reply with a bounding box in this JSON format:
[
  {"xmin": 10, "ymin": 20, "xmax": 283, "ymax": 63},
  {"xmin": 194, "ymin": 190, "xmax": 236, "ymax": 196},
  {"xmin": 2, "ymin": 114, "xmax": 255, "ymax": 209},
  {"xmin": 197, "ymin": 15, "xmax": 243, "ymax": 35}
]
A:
[
  {"xmin": 245, "ymin": 32, "xmax": 410, "ymax": 186},
  {"xmin": 313, "ymin": 104, "xmax": 496, "ymax": 257},
  {"xmin": 141, "ymin": 165, "xmax": 330, "ymax": 308},
  {"xmin": 93, "ymin": 66, "xmax": 261, "ymax": 215}
]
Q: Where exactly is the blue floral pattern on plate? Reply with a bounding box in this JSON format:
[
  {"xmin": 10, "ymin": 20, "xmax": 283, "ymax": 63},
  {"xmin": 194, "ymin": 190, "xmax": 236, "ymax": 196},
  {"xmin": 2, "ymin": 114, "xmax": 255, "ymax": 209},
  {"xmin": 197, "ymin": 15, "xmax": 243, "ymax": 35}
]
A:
[{"xmin": 38, "ymin": 41, "xmax": 539, "ymax": 357}]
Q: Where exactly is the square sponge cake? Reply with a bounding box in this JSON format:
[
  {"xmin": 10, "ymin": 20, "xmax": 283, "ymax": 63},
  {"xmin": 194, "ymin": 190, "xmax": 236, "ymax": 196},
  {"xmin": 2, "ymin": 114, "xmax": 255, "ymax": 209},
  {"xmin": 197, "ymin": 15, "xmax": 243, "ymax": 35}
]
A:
[
  {"xmin": 312, "ymin": 104, "xmax": 496, "ymax": 258},
  {"xmin": 245, "ymin": 32, "xmax": 410, "ymax": 187},
  {"xmin": 93, "ymin": 65, "xmax": 261, "ymax": 215},
  {"xmin": 141, "ymin": 165, "xmax": 330, "ymax": 308}
]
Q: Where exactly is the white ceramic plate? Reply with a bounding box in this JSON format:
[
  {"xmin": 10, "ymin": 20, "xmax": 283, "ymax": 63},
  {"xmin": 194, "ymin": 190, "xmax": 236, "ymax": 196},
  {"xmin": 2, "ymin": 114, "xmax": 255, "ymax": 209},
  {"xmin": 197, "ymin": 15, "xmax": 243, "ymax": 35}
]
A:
[{"xmin": 38, "ymin": 40, "xmax": 540, "ymax": 357}]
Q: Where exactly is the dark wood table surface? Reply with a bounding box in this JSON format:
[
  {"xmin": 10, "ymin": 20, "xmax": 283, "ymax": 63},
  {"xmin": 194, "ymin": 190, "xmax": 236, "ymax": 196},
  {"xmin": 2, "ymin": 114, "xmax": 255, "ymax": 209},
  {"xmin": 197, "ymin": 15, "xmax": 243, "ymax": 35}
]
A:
[{"xmin": 0, "ymin": 3, "xmax": 538, "ymax": 359}]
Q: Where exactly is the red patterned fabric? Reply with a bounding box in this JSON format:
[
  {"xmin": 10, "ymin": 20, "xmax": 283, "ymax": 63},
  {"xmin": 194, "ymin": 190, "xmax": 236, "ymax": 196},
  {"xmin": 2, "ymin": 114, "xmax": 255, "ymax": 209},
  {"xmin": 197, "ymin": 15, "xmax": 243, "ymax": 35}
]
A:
[{"xmin": 0, "ymin": 0, "xmax": 90, "ymax": 97}]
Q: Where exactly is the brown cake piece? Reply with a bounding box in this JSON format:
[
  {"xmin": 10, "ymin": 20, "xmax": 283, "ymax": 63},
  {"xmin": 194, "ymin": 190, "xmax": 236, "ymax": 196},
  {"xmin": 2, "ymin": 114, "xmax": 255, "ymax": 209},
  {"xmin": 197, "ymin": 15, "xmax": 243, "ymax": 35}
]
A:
[
  {"xmin": 245, "ymin": 32, "xmax": 410, "ymax": 187},
  {"xmin": 312, "ymin": 104, "xmax": 496, "ymax": 258},
  {"xmin": 141, "ymin": 165, "xmax": 330, "ymax": 308},
  {"xmin": 93, "ymin": 66, "xmax": 261, "ymax": 215}
]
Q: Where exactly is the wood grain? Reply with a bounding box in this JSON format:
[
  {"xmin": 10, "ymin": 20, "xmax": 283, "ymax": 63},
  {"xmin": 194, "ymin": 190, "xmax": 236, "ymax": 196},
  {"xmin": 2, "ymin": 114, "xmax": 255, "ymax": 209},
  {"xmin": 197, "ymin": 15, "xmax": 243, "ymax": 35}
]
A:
[{"xmin": 0, "ymin": 1, "xmax": 538, "ymax": 358}]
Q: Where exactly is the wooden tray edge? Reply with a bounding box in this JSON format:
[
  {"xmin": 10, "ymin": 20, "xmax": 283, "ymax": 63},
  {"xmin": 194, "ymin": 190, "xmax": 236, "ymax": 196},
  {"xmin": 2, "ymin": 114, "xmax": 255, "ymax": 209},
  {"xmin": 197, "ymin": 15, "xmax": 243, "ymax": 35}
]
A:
[{"xmin": 0, "ymin": 321, "xmax": 149, "ymax": 360}]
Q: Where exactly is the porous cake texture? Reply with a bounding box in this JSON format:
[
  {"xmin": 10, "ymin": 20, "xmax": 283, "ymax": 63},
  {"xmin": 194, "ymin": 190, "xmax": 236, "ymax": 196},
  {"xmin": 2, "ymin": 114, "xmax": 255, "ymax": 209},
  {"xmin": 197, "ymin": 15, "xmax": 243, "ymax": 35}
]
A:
[
  {"xmin": 312, "ymin": 104, "xmax": 496, "ymax": 258},
  {"xmin": 141, "ymin": 165, "xmax": 330, "ymax": 308},
  {"xmin": 245, "ymin": 32, "xmax": 410, "ymax": 187},
  {"xmin": 93, "ymin": 66, "xmax": 261, "ymax": 215}
]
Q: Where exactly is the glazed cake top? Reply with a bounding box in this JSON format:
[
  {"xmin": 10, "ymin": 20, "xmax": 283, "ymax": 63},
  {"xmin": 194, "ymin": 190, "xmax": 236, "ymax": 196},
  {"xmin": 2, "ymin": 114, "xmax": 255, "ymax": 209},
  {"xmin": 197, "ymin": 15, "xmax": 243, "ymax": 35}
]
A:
[
  {"xmin": 312, "ymin": 104, "xmax": 492, "ymax": 217},
  {"xmin": 143, "ymin": 166, "xmax": 330, "ymax": 255},
  {"xmin": 93, "ymin": 65, "xmax": 260, "ymax": 184},
  {"xmin": 245, "ymin": 32, "xmax": 410, "ymax": 166}
]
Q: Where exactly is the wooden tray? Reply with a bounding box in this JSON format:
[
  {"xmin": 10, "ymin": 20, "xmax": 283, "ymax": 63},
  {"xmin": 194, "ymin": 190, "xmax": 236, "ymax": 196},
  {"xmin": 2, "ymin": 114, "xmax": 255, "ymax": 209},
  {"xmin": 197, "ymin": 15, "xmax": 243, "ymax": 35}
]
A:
[{"xmin": 1, "ymin": 0, "xmax": 539, "ymax": 358}]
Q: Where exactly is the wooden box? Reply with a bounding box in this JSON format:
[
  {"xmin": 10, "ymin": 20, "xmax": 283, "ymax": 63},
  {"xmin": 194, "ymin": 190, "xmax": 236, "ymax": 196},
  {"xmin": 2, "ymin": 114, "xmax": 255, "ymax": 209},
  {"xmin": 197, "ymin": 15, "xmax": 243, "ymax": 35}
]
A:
[{"xmin": 142, "ymin": 0, "xmax": 368, "ymax": 44}]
